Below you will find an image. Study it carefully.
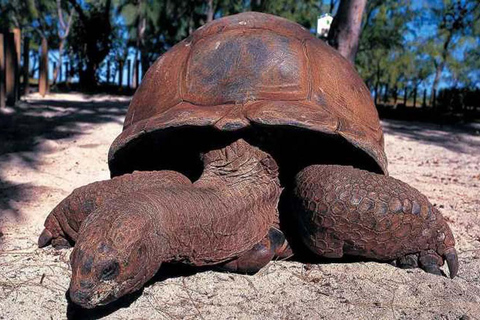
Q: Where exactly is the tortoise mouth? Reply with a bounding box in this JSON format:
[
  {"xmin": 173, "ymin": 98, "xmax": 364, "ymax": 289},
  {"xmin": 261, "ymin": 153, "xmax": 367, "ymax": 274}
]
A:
[{"xmin": 108, "ymin": 124, "xmax": 383, "ymax": 185}]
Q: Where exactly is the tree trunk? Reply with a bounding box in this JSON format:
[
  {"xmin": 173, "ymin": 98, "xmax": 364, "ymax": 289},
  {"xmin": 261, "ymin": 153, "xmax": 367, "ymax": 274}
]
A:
[
  {"xmin": 431, "ymin": 30, "xmax": 453, "ymax": 106},
  {"xmin": 330, "ymin": 0, "xmax": 336, "ymax": 13},
  {"xmin": 79, "ymin": 63, "xmax": 97, "ymax": 91},
  {"xmin": 107, "ymin": 60, "xmax": 111, "ymax": 84},
  {"xmin": 413, "ymin": 86, "xmax": 417, "ymax": 108},
  {"xmin": 127, "ymin": 59, "xmax": 131, "ymax": 88},
  {"xmin": 0, "ymin": 33, "xmax": 5, "ymax": 109},
  {"xmin": 118, "ymin": 60, "xmax": 124, "ymax": 88},
  {"xmin": 5, "ymin": 32, "xmax": 18, "ymax": 105},
  {"xmin": 393, "ymin": 86, "xmax": 398, "ymax": 108},
  {"xmin": 206, "ymin": 0, "xmax": 214, "ymax": 23},
  {"xmin": 140, "ymin": 51, "xmax": 150, "ymax": 77},
  {"xmin": 53, "ymin": 41, "xmax": 64, "ymax": 85},
  {"xmin": 13, "ymin": 29, "xmax": 21, "ymax": 98},
  {"xmin": 23, "ymin": 36, "xmax": 30, "ymax": 94},
  {"xmin": 383, "ymin": 83, "xmax": 389, "ymax": 103},
  {"xmin": 327, "ymin": 0, "xmax": 367, "ymax": 63},
  {"xmin": 39, "ymin": 38, "xmax": 49, "ymax": 97},
  {"xmin": 431, "ymin": 61, "xmax": 444, "ymax": 106}
]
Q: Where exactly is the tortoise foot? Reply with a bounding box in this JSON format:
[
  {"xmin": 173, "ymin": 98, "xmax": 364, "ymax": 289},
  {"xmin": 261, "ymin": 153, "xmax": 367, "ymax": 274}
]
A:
[
  {"xmin": 396, "ymin": 248, "xmax": 458, "ymax": 278},
  {"xmin": 219, "ymin": 227, "xmax": 291, "ymax": 274}
]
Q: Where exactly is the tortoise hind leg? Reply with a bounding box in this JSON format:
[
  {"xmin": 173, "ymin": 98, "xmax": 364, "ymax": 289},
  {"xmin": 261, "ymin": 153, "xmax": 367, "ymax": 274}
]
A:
[{"xmin": 219, "ymin": 227, "xmax": 292, "ymax": 274}]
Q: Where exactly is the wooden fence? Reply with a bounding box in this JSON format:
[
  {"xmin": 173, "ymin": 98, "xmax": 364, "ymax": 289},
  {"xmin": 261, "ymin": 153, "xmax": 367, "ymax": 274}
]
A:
[{"xmin": 0, "ymin": 29, "xmax": 143, "ymax": 107}]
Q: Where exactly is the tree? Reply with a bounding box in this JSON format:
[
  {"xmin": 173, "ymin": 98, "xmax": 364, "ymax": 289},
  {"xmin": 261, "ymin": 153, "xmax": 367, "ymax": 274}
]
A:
[
  {"xmin": 67, "ymin": 0, "xmax": 113, "ymax": 89},
  {"xmin": 52, "ymin": 0, "xmax": 74, "ymax": 85},
  {"xmin": 355, "ymin": 0, "xmax": 414, "ymax": 99},
  {"xmin": 328, "ymin": 0, "xmax": 367, "ymax": 63},
  {"xmin": 422, "ymin": 0, "xmax": 480, "ymax": 101}
]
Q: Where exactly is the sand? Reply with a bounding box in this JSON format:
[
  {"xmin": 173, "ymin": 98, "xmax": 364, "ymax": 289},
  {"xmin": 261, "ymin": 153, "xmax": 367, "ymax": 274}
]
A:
[{"xmin": 1, "ymin": 93, "xmax": 479, "ymax": 319}]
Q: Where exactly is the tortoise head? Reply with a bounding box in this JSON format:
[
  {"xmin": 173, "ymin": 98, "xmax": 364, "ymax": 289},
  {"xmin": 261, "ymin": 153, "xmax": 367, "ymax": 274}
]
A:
[{"xmin": 68, "ymin": 205, "xmax": 160, "ymax": 309}]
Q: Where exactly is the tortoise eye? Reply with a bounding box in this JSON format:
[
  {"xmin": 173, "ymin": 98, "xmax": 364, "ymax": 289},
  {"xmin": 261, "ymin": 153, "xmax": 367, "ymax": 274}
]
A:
[{"xmin": 100, "ymin": 261, "xmax": 119, "ymax": 281}]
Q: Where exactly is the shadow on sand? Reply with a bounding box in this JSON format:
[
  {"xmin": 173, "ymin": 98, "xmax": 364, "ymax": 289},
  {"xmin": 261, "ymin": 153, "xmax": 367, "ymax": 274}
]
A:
[
  {"xmin": 381, "ymin": 119, "xmax": 480, "ymax": 155},
  {"xmin": 0, "ymin": 94, "xmax": 129, "ymax": 230}
]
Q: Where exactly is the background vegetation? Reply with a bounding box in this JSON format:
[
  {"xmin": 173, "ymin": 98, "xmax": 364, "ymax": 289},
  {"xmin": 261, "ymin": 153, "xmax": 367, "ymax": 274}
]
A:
[{"xmin": 0, "ymin": 0, "xmax": 479, "ymax": 112}]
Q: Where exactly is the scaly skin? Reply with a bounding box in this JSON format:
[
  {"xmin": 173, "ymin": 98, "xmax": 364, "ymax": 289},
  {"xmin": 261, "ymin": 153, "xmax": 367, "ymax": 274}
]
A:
[
  {"xmin": 38, "ymin": 171, "xmax": 191, "ymax": 248},
  {"xmin": 68, "ymin": 139, "xmax": 289, "ymax": 308},
  {"xmin": 293, "ymin": 165, "xmax": 458, "ymax": 278}
]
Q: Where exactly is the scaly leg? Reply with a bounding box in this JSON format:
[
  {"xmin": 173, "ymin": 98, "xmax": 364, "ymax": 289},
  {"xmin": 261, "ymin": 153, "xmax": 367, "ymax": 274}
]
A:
[{"xmin": 292, "ymin": 165, "xmax": 458, "ymax": 278}]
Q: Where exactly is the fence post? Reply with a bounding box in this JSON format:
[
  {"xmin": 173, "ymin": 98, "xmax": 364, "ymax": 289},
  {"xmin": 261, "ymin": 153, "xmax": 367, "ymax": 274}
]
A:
[
  {"xmin": 5, "ymin": 32, "xmax": 18, "ymax": 106},
  {"xmin": 422, "ymin": 89, "xmax": 426, "ymax": 108},
  {"xmin": 64, "ymin": 62, "xmax": 69, "ymax": 84},
  {"xmin": 23, "ymin": 36, "xmax": 29, "ymax": 95},
  {"xmin": 0, "ymin": 33, "xmax": 5, "ymax": 109},
  {"xmin": 118, "ymin": 60, "xmax": 124, "ymax": 87},
  {"xmin": 133, "ymin": 59, "xmax": 140, "ymax": 89},
  {"xmin": 39, "ymin": 37, "xmax": 49, "ymax": 97},
  {"xmin": 413, "ymin": 87, "xmax": 417, "ymax": 108},
  {"xmin": 383, "ymin": 84, "xmax": 389, "ymax": 103},
  {"xmin": 13, "ymin": 28, "xmax": 21, "ymax": 98},
  {"xmin": 107, "ymin": 60, "xmax": 111, "ymax": 84},
  {"xmin": 432, "ymin": 89, "xmax": 436, "ymax": 109},
  {"xmin": 127, "ymin": 59, "xmax": 131, "ymax": 88}
]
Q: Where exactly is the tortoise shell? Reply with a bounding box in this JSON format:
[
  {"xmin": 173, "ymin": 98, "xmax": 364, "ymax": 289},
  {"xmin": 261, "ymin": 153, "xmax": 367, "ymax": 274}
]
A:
[{"xmin": 108, "ymin": 12, "xmax": 387, "ymax": 177}]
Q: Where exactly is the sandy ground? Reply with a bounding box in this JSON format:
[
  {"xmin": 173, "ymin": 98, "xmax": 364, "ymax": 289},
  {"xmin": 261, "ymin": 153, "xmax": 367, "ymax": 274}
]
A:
[{"xmin": 0, "ymin": 93, "xmax": 479, "ymax": 320}]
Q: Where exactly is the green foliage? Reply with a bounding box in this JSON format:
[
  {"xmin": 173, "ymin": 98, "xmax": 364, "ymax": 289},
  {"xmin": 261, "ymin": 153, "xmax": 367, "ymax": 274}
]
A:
[
  {"xmin": 421, "ymin": 0, "xmax": 480, "ymax": 89},
  {"xmin": 356, "ymin": 0, "xmax": 479, "ymax": 100},
  {"xmin": 251, "ymin": 0, "xmax": 323, "ymax": 30},
  {"xmin": 356, "ymin": 0, "xmax": 417, "ymax": 91},
  {"xmin": 0, "ymin": 0, "xmax": 58, "ymax": 49},
  {"xmin": 3, "ymin": 0, "xmax": 478, "ymax": 92}
]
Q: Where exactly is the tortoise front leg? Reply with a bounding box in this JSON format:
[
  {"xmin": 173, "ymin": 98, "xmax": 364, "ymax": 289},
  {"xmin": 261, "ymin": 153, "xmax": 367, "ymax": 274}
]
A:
[
  {"xmin": 292, "ymin": 165, "xmax": 458, "ymax": 278},
  {"xmin": 38, "ymin": 171, "xmax": 191, "ymax": 249},
  {"xmin": 219, "ymin": 227, "xmax": 292, "ymax": 274}
]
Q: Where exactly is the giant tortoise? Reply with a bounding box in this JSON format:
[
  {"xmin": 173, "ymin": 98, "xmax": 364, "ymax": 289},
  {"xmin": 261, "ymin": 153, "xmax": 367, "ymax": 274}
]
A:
[{"xmin": 39, "ymin": 12, "xmax": 457, "ymax": 309}]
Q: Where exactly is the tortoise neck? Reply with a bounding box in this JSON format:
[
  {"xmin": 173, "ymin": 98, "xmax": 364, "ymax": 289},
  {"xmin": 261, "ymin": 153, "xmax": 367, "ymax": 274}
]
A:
[{"xmin": 196, "ymin": 139, "xmax": 280, "ymax": 188}]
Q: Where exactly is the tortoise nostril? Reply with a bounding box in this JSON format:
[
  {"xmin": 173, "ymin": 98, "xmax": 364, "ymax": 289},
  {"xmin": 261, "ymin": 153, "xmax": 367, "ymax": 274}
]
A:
[
  {"xmin": 71, "ymin": 289, "xmax": 90, "ymax": 303},
  {"xmin": 80, "ymin": 280, "xmax": 93, "ymax": 289}
]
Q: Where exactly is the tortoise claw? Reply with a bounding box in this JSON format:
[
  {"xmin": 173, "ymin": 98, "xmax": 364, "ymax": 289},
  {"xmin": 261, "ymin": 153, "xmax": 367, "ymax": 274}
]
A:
[
  {"xmin": 421, "ymin": 264, "xmax": 444, "ymax": 277},
  {"xmin": 38, "ymin": 228, "xmax": 71, "ymax": 249},
  {"xmin": 444, "ymin": 247, "xmax": 459, "ymax": 279},
  {"xmin": 419, "ymin": 250, "xmax": 446, "ymax": 277},
  {"xmin": 38, "ymin": 228, "xmax": 53, "ymax": 248}
]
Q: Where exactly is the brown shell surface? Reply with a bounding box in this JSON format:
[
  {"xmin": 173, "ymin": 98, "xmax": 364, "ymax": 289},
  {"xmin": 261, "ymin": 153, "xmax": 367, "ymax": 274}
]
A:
[{"xmin": 108, "ymin": 12, "xmax": 387, "ymax": 174}]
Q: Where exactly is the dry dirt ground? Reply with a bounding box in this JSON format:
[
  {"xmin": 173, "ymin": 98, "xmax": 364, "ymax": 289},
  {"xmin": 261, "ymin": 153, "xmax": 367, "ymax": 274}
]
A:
[{"xmin": 0, "ymin": 93, "xmax": 479, "ymax": 320}]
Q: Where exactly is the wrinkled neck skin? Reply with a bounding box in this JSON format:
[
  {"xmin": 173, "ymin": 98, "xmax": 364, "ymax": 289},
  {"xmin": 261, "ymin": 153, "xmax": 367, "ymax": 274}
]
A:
[
  {"xmin": 197, "ymin": 139, "xmax": 280, "ymax": 190},
  {"xmin": 69, "ymin": 139, "xmax": 281, "ymax": 309},
  {"xmin": 159, "ymin": 139, "xmax": 282, "ymax": 265}
]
